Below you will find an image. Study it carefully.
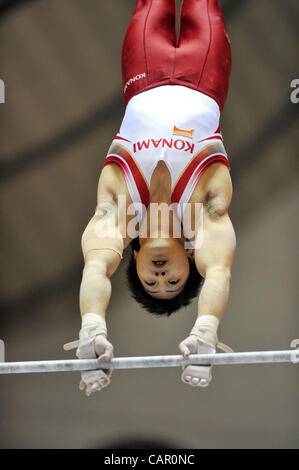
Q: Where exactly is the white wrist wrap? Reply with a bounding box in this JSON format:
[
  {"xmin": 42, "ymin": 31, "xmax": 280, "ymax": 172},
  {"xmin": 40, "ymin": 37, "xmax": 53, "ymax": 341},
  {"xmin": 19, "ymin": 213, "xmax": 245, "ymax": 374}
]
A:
[
  {"xmin": 63, "ymin": 313, "xmax": 107, "ymax": 352},
  {"xmin": 81, "ymin": 313, "xmax": 107, "ymax": 338},
  {"xmin": 190, "ymin": 315, "xmax": 219, "ymax": 348}
]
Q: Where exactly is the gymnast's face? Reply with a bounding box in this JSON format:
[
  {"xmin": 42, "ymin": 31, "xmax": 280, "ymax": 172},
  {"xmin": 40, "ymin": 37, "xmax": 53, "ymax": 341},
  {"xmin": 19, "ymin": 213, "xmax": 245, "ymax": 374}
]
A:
[{"xmin": 134, "ymin": 238, "xmax": 193, "ymax": 299}]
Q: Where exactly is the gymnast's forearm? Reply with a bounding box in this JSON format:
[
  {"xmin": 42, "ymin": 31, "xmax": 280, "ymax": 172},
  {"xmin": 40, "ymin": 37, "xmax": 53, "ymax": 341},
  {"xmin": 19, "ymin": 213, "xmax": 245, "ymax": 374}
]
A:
[
  {"xmin": 196, "ymin": 267, "xmax": 231, "ymax": 322},
  {"xmin": 193, "ymin": 211, "xmax": 236, "ymax": 324},
  {"xmin": 79, "ymin": 257, "xmax": 112, "ymax": 320},
  {"xmin": 182, "ymin": 268, "xmax": 232, "ymax": 355}
]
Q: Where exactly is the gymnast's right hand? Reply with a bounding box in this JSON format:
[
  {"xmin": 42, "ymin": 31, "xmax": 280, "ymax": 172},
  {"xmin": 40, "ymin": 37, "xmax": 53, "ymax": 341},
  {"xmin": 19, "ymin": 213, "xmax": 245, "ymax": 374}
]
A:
[
  {"xmin": 76, "ymin": 331, "xmax": 114, "ymax": 397},
  {"xmin": 62, "ymin": 313, "xmax": 113, "ymax": 396}
]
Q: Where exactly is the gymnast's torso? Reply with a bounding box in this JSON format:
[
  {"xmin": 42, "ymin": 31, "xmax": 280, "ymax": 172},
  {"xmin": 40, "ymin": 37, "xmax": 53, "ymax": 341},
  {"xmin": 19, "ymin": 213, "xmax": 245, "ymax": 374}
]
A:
[{"xmin": 101, "ymin": 85, "xmax": 232, "ymax": 235}]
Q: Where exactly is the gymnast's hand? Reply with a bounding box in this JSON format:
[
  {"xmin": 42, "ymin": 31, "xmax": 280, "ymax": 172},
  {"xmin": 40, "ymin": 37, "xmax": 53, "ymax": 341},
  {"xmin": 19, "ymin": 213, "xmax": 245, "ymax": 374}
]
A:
[
  {"xmin": 179, "ymin": 335, "xmax": 215, "ymax": 388},
  {"xmin": 76, "ymin": 330, "xmax": 114, "ymax": 397}
]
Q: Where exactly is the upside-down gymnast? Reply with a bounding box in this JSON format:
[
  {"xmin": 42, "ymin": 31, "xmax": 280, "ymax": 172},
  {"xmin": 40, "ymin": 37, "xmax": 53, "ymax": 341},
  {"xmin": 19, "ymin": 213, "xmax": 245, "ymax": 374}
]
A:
[{"xmin": 64, "ymin": 0, "xmax": 236, "ymax": 395}]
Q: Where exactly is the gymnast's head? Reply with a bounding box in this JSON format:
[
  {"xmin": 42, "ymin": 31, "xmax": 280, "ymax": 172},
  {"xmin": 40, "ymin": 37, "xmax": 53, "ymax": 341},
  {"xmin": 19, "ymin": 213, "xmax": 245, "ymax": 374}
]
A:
[{"xmin": 126, "ymin": 236, "xmax": 203, "ymax": 316}]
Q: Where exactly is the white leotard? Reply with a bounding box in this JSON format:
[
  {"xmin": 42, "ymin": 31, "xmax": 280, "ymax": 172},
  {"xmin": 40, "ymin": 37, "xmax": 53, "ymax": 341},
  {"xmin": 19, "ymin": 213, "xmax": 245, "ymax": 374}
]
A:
[{"xmin": 104, "ymin": 85, "xmax": 230, "ymax": 224}]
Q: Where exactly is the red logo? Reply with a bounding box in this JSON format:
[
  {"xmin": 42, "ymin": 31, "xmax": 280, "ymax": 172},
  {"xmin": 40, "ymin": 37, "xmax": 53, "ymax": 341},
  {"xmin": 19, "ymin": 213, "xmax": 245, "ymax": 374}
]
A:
[{"xmin": 133, "ymin": 139, "xmax": 194, "ymax": 154}]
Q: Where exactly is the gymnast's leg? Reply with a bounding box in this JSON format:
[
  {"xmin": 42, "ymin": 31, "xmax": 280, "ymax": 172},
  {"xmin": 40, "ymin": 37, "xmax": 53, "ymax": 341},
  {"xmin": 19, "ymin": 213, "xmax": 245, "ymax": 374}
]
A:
[
  {"xmin": 122, "ymin": 0, "xmax": 177, "ymax": 106},
  {"xmin": 175, "ymin": 0, "xmax": 232, "ymax": 111}
]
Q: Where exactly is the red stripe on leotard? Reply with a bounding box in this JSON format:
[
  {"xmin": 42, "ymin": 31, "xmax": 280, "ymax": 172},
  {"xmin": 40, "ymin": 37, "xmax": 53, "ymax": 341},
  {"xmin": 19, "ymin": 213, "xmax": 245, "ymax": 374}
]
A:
[
  {"xmin": 197, "ymin": 136, "xmax": 223, "ymax": 145},
  {"xmin": 104, "ymin": 145, "xmax": 150, "ymax": 207},
  {"xmin": 188, "ymin": 155, "xmax": 230, "ymax": 197},
  {"xmin": 114, "ymin": 136, "xmax": 132, "ymax": 143},
  {"xmin": 171, "ymin": 146, "xmax": 230, "ymax": 204}
]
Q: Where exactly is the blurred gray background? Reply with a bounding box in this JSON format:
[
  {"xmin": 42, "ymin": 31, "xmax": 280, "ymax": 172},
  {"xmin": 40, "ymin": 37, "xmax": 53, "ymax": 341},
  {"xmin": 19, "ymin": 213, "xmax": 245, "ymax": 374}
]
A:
[{"xmin": 0, "ymin": 0, "xmax": 298, "ymax": 449}]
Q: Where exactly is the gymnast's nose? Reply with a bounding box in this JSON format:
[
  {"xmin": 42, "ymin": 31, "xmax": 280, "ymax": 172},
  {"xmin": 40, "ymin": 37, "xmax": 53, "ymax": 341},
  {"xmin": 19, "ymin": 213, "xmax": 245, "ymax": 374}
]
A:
[{"xmin": 154, "ymin": 270, "xmax": 168, "ymax": 277}]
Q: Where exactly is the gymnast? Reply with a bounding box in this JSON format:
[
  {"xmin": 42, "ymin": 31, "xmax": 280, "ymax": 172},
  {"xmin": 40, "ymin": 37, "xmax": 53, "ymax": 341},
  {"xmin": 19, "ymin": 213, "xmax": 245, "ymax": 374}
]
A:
[{"xmin": 66, "ymin": 0, "xmax": 236, "ymax": 396}]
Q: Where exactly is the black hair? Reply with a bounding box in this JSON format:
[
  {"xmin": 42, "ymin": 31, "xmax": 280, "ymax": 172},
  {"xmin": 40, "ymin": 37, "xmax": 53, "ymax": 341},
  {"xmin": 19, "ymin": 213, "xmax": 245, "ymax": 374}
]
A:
[{"xmin": 126, "ymin": 238, "xmax": 203, "ymax": 316}]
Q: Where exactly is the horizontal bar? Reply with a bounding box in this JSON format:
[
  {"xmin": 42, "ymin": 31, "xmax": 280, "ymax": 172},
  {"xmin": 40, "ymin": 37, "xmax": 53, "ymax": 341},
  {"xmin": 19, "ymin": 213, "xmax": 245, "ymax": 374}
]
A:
[{"xmin": 0, "ymin": 350, "xmax": 297, "ymax": 374}]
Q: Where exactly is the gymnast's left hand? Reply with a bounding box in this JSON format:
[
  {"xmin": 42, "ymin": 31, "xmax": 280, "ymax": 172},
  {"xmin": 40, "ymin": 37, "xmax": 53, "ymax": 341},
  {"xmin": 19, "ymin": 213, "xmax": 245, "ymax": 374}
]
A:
[{"xmin": 179, "ymin": 335, "xmax": 215, "ymax": 387}]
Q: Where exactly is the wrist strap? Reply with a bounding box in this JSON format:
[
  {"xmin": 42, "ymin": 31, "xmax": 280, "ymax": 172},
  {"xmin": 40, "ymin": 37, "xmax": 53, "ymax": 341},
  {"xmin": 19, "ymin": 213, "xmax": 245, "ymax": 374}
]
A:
[
  {"xmin": 63, "ymin": 313, "xmax": 107, "ymax": 351},
  {"xmin": 190, "ymin": 315, "xmax": 233, "ymax": 352}
]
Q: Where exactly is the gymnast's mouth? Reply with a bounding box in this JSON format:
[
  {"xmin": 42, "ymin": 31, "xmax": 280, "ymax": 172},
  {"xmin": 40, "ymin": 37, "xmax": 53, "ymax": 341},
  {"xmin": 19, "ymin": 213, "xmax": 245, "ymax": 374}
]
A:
[{"xmin": 152, "ymin": 260, "xmax": 168, "ymax": 267}]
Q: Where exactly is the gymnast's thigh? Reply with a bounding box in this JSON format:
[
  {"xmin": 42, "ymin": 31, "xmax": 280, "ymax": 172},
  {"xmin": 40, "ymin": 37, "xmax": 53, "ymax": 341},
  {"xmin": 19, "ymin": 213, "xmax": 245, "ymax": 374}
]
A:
[
  {"xmin": 122, "ymin": 0, "xmax": 177, "ymax": 105},
  {"xmin": 175, "ymin": 0, "xmax": 232, "ymax": 111}
]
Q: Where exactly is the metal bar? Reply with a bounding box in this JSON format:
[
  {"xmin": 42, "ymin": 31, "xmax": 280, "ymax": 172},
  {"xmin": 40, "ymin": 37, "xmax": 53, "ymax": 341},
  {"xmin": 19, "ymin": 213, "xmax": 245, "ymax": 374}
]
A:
[{"xmin": 0, "ymin": 350, "xmax": 297, "ymax": 375}]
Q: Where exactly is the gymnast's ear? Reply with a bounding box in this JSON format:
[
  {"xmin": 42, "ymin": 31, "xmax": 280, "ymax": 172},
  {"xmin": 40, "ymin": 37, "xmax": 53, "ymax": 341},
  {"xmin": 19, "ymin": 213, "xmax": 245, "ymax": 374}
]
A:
[{"xmin": 133, "ymin": 250, "xmax": 138, "ymax": 261}]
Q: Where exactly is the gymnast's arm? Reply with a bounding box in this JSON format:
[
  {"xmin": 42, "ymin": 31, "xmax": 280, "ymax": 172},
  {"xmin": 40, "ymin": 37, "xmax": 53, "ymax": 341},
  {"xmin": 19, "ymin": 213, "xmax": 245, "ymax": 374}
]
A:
[
  {"xmin": 75, "ymin": 182, "xmax": 127, "ymax": 395},
  {"xmin": 178, "ymin": 192, "xmax": 236, "ymax": 387},
  {"xmin": 178, "ymin": 187, "xmax": 236, "ymax": 387},
  {"xmin": 80, "ymin": 207, "xmax": 123, "ymax": 321},
  {"xmin": 177, "ymin": 162, "xmax": 236, "ymax": 388},
  {"xmin": 194, "ymin": 205, "xmax": 236, "ymax": 323},
  {"xmin": 80, "ymin": 162, "xmax": 130, "ymax": 320}
]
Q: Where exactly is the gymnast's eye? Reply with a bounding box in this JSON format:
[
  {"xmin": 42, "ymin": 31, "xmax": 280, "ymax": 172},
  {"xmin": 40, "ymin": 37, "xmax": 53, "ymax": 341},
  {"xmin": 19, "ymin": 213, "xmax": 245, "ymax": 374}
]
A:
[
  {"xmin": 145, "ymin": 281, "xmax": 156, "ymax": 286},
  {"xmin": 168, "ymin": 280, "xmax": 179, "ymax": 285}
]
